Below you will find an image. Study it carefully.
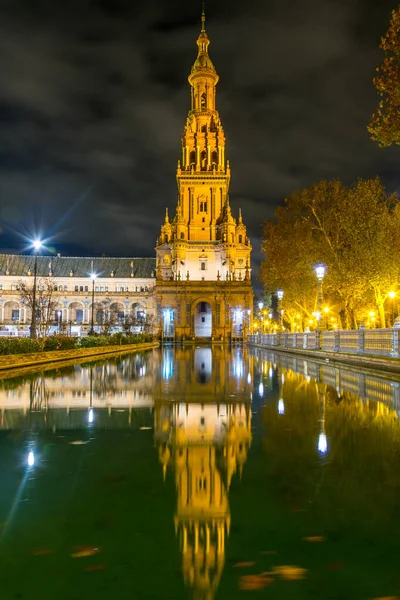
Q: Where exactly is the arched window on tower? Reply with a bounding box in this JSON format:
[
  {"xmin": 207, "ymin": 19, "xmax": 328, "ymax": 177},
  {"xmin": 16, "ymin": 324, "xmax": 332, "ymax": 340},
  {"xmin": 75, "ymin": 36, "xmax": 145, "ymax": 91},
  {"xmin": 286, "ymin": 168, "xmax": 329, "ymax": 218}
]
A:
[
  {"xmin": 239, "ymin": 234, "xmax": 243, "ymax": 244},
  {"xmin": 200, "ymin": 150, "xmax": 207, "ymax": 171},
  {"xmin": 201, "ymin": 92, "xmax": 206, "ymax": 109},
  {"xmin": 201, "ymin": 262, "xmax": 206, "ymax": 271},
  {"xmin": 189, "ymin": 150, "xmax": 196, "ymax": 168},
  {"xmin": 180, "ymin": 231, "xmax": 184, "ymax": 239},
  {"xmin": 164, "ymin": 234, "xmax": 169, "ymax": 243},
  {"xmin": 231, "ymin": 233, "xmax": 234, "ymax": 243},
  {"xmin": 211, "ymin": 150, "xmax": 218, "ymax": 168}
]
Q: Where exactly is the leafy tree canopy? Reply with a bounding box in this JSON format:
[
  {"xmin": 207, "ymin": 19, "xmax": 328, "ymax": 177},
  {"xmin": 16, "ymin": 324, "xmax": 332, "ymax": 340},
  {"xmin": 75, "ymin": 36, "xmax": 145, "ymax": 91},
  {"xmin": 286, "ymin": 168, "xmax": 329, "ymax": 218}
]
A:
[{"xmin": 368, "ymin": 5, "xmax": 400, "ymax": 146}]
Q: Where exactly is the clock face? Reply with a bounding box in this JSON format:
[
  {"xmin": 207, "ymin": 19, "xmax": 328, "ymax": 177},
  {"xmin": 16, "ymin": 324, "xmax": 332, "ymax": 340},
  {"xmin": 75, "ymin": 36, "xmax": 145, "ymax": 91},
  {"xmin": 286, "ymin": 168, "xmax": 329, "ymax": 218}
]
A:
[{"xmin": 163, "ymin": 255, "xmax": 171, "ymax": 265}]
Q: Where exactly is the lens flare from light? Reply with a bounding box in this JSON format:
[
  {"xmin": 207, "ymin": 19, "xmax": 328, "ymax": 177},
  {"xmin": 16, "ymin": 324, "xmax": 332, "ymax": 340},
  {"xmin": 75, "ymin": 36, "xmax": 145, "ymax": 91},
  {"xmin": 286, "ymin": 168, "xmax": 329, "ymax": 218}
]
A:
[
  {"xmin": 28, "ymin": 451, "xmax": 35, "ymax": 467},
  {"xmin": 278, "ymin": 398, "xmax": 285, "ymax": 415}
]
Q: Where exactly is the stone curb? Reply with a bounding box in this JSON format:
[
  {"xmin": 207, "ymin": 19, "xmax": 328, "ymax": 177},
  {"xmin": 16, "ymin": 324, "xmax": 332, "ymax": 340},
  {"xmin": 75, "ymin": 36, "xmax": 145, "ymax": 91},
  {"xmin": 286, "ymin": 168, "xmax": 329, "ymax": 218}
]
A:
[
  {"xmin": 248, "ymin": 343, "xmax": 400, "ymax": 375},
  {"xmin": 0, "ymin": 341, "xmax": 159, "ymax": 372}
]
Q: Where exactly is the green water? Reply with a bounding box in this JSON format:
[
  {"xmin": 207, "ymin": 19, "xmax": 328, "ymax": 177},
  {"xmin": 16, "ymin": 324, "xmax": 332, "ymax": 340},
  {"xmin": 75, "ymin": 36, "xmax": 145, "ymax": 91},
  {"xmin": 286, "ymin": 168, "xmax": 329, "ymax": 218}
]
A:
[{"xmin": 0, "ymin": 346, "xmax": 399, "ymax": 599}]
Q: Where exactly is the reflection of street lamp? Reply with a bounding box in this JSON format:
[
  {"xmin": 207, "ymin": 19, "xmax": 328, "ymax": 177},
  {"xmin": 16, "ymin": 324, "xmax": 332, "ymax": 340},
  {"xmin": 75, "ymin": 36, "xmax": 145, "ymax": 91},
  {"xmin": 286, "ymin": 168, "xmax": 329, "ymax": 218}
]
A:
[
  {"xmin": 30, "ymin": 239, "xmax": 42, "ymax": 339},
  {"xmin": 317, "ymin": 382, "xmax": 328, "ymax": 454},
  {"xmin": 314, "ymin": 263, "xmax": 326, "ymax": 327},
  {"xmin": 278, "ymin": 371, "xmax": 285, "ymax": 414},
  {"xmin": 28, "ymin": 451, "xmax": 35, "ymax": 467},
  {"xmin": 56, "ymin": 309, "xmax": 62, "ymax": 332},
  {"xmin": 89, "ymin": 273, "xmax": 97, "ymax": 334},
  {"xmin": 277, "ymin": 289, "xmax": 284, "ymax": 328}
]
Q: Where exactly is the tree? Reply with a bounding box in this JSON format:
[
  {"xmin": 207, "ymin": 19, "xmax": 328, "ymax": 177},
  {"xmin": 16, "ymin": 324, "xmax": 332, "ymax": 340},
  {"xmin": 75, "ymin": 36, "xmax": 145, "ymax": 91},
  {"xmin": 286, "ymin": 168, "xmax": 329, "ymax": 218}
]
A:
[
  {"xmin": 368, "ymin": 6, "xmax": 400, "ymax": 146},
  {"xmin": 18, "ymin": 277, "xmax": 59, "ymax": 338},
  {"xmin": 261, "ymin": 178, "xmax": 400, "ymax": 329}
]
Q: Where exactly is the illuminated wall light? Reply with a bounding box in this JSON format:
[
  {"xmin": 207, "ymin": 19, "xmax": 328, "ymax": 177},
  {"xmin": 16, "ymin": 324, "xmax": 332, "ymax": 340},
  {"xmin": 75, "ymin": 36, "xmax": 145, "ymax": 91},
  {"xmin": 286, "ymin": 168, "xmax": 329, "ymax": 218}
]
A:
[
  {"xmin": 278, "ymin": 398, "xmax": 285, "ymax": 415},
  {"xmin": 28, "ymin": 451, "xmax": 35, "ymax": 467},
  {"xmin": 318, "ymin": 433, "xmax": 327, "ymax": 454}
]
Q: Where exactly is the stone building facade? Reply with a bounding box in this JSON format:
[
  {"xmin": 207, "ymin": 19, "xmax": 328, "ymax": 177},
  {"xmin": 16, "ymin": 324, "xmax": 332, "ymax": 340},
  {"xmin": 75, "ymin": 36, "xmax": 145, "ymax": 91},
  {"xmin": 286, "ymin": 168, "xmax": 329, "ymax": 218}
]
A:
[
  {"xmin": 0, "ymin": 10, "xmax": 253, "ymax": 340},
  {"xmin": 0, "ymin": 255, "xmax": 156, "ymax": 335}
]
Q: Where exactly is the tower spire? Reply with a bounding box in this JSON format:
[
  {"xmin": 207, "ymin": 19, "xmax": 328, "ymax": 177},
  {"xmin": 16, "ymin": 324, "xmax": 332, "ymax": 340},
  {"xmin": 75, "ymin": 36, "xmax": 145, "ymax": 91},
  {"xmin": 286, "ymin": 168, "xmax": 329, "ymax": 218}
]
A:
[{"xmin": 201, "ymin": 2, "xmax": 206, "ymax": 32}]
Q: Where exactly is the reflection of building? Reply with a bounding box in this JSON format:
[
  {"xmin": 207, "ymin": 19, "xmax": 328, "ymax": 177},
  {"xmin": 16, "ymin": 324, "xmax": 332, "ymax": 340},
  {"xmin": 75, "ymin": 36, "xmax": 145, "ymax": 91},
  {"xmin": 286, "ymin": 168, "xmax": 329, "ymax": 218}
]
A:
[
  {"xmin": 155, "ymin": 346, "xmax": 252, "ymax": 599},
  {"xmin": 0, "ymin": 353, "xmax": 155, "ymax": 429},
  {"xmin": 155, "ymin": 10, "xmax": 253, "ymax": 341},
  {"xmin": 154, "ymin": 346, "xmax": 252, "ymax": 404}
]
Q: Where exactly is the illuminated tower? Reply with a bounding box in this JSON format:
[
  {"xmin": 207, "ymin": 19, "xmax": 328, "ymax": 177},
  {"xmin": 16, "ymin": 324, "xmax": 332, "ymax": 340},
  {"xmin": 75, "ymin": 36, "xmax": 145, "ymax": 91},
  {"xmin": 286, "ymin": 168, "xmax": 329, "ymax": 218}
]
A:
[{"xmin": 155, "ymin": 8, "xmax": 253, "ymax": 341}]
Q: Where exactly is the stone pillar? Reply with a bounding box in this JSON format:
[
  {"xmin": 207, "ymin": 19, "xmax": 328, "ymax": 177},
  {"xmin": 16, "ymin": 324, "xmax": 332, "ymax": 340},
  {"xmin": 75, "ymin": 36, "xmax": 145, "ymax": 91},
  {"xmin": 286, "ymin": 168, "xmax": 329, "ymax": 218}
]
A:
[
  {"xmin": 357, "ymin": 329, "xmax": 365, "ymax": 354},
  {"xmin": 196, "ymin": 145, "xmax": 200, "ymax": 170},
  {"xmin": 391, "ymin": 329, "xmax": 399, "ymax": 357},
  {"xmin": 333, "ymin": 330, "xmax": 340, "ymax": 352}
]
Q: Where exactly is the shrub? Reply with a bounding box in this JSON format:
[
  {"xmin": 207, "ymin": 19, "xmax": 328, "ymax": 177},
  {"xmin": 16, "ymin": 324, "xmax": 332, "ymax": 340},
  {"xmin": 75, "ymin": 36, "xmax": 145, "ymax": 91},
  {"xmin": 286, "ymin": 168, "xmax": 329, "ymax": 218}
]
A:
[
  {"xmin": 0, "ymin": 331, "xmax": 153, "ymax": 356},
  {"xmin": 0, "ymin": 337, "xmax": 41, "ymax": 355},
  {"xmin": 43, "ymin": 336, "xmax": 77, "ymax": 352}
]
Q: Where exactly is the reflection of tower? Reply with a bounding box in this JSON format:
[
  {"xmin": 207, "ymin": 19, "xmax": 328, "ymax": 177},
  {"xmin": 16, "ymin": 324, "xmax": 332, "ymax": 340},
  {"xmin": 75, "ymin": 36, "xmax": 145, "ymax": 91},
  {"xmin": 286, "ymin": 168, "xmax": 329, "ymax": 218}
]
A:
[{"xmin": 155, "ymin": 398, "xmax": 251, "ymax": 599}]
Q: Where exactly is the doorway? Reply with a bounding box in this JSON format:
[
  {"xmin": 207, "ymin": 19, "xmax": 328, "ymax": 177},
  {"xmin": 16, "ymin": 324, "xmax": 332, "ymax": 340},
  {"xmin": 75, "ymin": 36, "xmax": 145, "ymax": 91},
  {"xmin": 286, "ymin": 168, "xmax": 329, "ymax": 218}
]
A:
[{"xmin": 194, "ymin": 301, "xmax": 212, "ymax": 338}]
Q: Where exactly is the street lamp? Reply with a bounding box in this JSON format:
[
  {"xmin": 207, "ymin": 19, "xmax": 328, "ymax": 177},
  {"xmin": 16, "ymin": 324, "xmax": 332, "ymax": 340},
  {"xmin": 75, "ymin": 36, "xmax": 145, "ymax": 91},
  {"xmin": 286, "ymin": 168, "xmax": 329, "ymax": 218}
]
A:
[
  {"xmin": 314, "ymin": 263, "xmax": 326, "ymax": 327},
  {"xmin": 277, "ymin": 289, "xmax": 284, "ymax": 328},
  {"xmin": 30, "ymin": 239, "xmax": 42, "ymax": 339},
  {"xmin": 89, "ymin": 273, "xmax": 97, "ymax": 334},
  {"xmin": 56, "ymin": 309, "xmax": 62, "ymax": 333}
]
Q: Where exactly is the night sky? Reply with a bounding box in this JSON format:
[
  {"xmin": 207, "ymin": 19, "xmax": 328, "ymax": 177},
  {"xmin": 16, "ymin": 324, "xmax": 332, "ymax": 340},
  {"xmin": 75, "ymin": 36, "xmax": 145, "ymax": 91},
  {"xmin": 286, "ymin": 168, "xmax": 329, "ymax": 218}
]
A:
[{"xmin": 1, "ymin": 0, "xmax": 400, "ymax": 280}]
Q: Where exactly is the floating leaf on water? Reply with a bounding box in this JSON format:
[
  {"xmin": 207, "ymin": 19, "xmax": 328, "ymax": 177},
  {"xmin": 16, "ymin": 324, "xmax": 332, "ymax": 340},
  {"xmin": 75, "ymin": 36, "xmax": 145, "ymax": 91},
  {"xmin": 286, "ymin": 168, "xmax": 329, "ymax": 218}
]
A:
[
  {"xmin": 71, "ymin": 546, "xmax": 100, "ymax": 558},
  {"xmin": 272, "ymin": 565, "xmax": 308, "ymax": 580},
  {"xmin": 139, "ymin": 427, "xmax": 152, "ymax": 430},
  {"xmin": 303, "ymin": 536, "xmax": 325, "ymax": 542},
  {"xmin": 235, "ymin": 561, "xmax": 255, "ymax": 568},
  {"xmin": 239, "ymin": 574, "xmax": 274, "ymax": 590},
  {"xmin": 69, "ymin": 441, "xmax": 89, "ymax": 445}
]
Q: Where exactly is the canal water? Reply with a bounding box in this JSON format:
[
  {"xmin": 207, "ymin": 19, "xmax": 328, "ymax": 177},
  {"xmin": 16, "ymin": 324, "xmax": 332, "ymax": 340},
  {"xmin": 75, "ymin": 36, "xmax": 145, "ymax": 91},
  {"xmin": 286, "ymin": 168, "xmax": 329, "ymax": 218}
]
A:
[{"xmin": 0, "ymin": 345, "xmax": 399, "ymax": 599}]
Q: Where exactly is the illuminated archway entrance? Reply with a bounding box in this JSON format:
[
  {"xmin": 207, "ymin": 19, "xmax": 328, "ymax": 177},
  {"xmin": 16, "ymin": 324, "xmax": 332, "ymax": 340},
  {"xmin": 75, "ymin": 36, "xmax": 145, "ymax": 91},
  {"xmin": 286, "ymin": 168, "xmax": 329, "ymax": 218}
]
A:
[{"xmin": 194, "ymin": 301, "xmax": 212, "ymax": 338}]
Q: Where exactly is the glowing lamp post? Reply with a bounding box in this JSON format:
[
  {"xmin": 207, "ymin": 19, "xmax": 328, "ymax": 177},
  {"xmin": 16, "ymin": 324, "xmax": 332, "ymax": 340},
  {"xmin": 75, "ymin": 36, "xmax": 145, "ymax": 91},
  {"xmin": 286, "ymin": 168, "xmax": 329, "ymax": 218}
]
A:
[
  {"xmin": 314, "ymin": 263, "xmax": 326, "ymax": 327},
  {"xmin": 277, "ymin": 289, "xmax": 284, "ymax": 328},
  {"xmin": 89, "ymin": 273, "xmax": 97, "ymax": 334},
  {"xmin": 30, "ymin": 239, "xmax": 42, "ymax": 339}
]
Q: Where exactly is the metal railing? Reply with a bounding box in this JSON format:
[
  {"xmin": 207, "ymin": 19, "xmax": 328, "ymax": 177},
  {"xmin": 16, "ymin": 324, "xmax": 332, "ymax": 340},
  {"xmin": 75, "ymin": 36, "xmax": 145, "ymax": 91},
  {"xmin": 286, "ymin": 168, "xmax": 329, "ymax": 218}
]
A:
[{"xmin": 248, "ymin": 327, "xmax": 400, "ymax": 358}]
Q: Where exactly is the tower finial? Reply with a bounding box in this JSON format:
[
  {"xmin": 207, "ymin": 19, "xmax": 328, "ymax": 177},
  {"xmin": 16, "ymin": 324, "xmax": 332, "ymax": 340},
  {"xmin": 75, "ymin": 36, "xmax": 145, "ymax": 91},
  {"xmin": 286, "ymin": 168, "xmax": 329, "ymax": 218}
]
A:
[{"xmin": 201, "ymin": 2, "xmax": 206, "ymax": 32}]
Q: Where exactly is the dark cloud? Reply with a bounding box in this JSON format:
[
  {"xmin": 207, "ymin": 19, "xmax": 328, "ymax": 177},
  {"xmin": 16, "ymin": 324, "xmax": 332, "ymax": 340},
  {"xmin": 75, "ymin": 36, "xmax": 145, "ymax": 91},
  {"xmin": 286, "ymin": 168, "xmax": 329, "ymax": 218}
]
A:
[{"xmin": 0, "ymin": 0, "xmax": 399, "ymax": 289}]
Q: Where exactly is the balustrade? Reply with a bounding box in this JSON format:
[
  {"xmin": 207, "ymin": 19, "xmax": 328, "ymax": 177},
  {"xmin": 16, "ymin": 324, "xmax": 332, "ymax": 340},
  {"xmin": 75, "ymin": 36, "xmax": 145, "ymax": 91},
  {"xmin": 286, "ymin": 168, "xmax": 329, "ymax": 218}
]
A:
[{"xmin": 248, "ymin": 327, "xmax": 400, "ymax": 358}]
